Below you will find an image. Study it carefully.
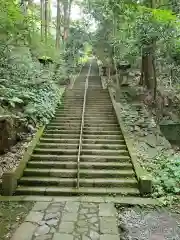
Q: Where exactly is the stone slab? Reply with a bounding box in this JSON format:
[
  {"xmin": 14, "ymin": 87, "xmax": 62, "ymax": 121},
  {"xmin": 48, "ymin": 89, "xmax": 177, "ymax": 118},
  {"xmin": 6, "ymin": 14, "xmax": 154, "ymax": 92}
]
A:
[
  {"xmin": 100, "ymin": 217, "xmax": 118, "ymax": 234},
  {"xmin": 61, "ymin": 212, "xmax": 78, "ymax": 222},
  {"xmin": 46, "ymin": 205, "xmax": 60, "ymax": 213},
  {"xmin": 34, "ymin": 234, "xmax": 52, "ymax": 240},
  {"xmin": 53, "ymin": 233, "xmax": 74, "ymax": 240},
  {"xmin": 99, "ymin": 203, "xmax": 116, "ymax": 217},
  {"xmin": 32, "ymin": 202, "xmax": 50, "ymax": 211},
  {"xmin": 34, "ymin": 224, "xmax": 50, "ymax": 236},
  {"xmin": 64, "ymin": 201, "xmax": 80, "ymax": 213},
  {"xmin": 59, "ymin": 221, "xmax": 75, "ymax": 233},
  {"xmin": 25, "ymin": 211, "xmax": 44, "ymax": 223},
  {"xmin": 100, "ymin": 234, "xmax": 119, "ymax": 240},
  {"xmin": 11, "ymin": 222, "xmax": 36, "ymax": 240}
]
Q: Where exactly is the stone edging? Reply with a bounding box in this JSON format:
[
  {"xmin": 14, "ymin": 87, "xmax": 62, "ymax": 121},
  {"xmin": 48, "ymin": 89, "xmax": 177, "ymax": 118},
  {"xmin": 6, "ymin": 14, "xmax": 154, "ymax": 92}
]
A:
[
  {"xmin": 1, "ymin": 126, "xmax": 45, "ymax": 196},
  {"xmin": 108, "ymin": 87, "xmax": 153, "ymax": 195},
  {"xmin": 0, "ymin": 196, "xmax": 160, "ymax": 205}
]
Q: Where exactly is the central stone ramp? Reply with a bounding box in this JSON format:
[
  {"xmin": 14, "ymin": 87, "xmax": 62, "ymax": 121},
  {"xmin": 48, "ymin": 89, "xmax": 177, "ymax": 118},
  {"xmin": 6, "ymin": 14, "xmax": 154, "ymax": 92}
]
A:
[{"xmin": 15, "ymin": 62, "xmax": 140, "ymax": 196}]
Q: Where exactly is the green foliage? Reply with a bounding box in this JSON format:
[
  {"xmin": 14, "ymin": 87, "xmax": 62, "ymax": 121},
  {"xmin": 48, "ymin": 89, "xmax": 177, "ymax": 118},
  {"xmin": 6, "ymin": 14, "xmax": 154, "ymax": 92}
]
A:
[
  {"xmin": 0, "ymin": 0, "xmax": 67, "ymax": 125},
  {"xmin": 24, "ymin": 82, "xmax": 63, "ymax": 124},
  {"xmin": 153, "ymin": 155, "xmax": 180, "ymax": 196},
  {"xmin": 64, "ymin": 20, "xmax": 91, "ymax": 72},
  {"xmin": 86, "ymin": 0, "xmax": 178, "ymax": 66}
]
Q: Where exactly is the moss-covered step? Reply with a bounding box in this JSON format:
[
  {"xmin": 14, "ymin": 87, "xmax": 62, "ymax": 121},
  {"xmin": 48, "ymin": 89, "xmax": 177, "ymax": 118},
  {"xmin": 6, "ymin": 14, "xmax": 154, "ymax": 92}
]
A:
[
  {"xmin": 15, "ymin": 186, "xmax": 140, "ymax": 196},
  {"xmin": 19, "ymin": 177, "xmax": 138, "ymax": 188}
]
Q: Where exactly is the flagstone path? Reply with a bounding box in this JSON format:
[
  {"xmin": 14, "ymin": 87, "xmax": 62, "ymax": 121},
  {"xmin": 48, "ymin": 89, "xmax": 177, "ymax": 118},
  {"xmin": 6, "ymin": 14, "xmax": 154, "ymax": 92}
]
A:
[{"xmin": 11, "ymin": 201, "xmax": 119, "ymax": 240}]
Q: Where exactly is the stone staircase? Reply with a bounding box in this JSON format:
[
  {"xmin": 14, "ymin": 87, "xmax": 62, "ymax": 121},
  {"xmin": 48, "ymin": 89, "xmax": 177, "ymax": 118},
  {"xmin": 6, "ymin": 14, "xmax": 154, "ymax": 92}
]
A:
[{"xmin": 15, "ymin": 62, "xmax": 140, "ymax": 196}]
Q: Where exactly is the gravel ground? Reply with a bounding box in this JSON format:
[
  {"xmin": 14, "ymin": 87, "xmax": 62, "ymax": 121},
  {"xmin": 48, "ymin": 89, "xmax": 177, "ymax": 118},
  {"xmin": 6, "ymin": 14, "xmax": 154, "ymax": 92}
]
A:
[
  {"xmin": 0, "ymin": 133, "xmax": 33, "ymax": 180},
  {"xmin": 116, "ymin": 206, "xmax": 180, "ymax": 240},
  {"xmin": 0, "ymin": 202, "xmax": 33, "ymax": 240}
]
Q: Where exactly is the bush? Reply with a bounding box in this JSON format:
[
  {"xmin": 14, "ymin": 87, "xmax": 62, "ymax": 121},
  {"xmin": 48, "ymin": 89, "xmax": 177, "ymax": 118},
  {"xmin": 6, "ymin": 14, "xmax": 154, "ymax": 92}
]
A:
[{"xmin": 153, "ymin": 155, "xmax": 180, "ymax": 196}]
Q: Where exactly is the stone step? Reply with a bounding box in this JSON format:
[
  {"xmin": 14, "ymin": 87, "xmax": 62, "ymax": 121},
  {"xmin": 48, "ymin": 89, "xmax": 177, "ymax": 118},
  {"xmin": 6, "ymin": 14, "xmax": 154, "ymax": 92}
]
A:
[
  {"xmin": 83, "ymin": 126, "xmax": 120, "ymax": 131},
  {"xmin": 54, "ymin": 114, "xmax": 82, "ymax": 118},
  {"xmin": 79, "ymin": 169, "xmax": 135, "ymax": 178},
  {"xmin": 24, "ymin": 168, "xmax": 134, "ymax": 178},
  {"xmin": 82, "ymin": 139, "xmax": 125, "ymax": 144},
  {"xmin": 81, "ymin": 155, "xmax": 130, "ymax": 162},
  {"xmin": 24, "ymin": 168, "xmax": 77, "ymax": 177},
  {"xmin": 62, "ymin": 96, "xmax": 84, "ymax": 99},
  {"xmin": 19, "ymin": 177, "xmax": 137, "ymax": 188},
  {"xmin": 85, "ymin": 100, "xmax": 111, "ymax": 102},
  {"xmin": 46, "ymin": 125, "xmax": 120, "ymax": 131},
  {"xmin": 15, "ymin": 186, "xmax": 140, "ymax": 196},
  {"xmin": 28, "ymin": 161, "xmax": 77, "ymax": 169},
  {"xmin": 27, "ymin": 161, "xmax": 132, "ymax": 169},
  {"xmin": 34, "ymin": 147, "xmax": 129, "ymax": 156},
  {"xmin": 36, "ymin": 142, "xmax": 126, "ymax": 150},
  {"xmin": 31, "ymin": 154, "xmax": 130, "ymax": 162},
  {"xmin": 83, "ymin": 130, "xmax": 123, "ymax": 135},
  {"xmin": 34, "ymin": 148, "xmax": 78, "ymax": 155},
  {"xmin": 60, "ymin": 100, "xmax": 83, "ymax": 103},
  {"xmin": 44, "ymin": 129, "xmax": 123, "ymax": 136},
  {"xmin": 56, "ymin": 108, "xmax": 82, "ymax": 112},
  {"xmin": 83, "ymin": 134, "xmax": 124, "ymax": 140},
  {"xmin": 44, "ymin": 129, "xmax": 80, "ymax": 134},
  {"xmin": 48, "ymin": 118, "xmax": 118, "ymax": 126},
  {"xmin": 82, "ymin": 143, "xmax": 127, "ymax": 150},
  {"xmin": 84, "ymin": 119, "xmax": 117, "ymax": 123},
  {"xmin": 36, "ymin": 143, "xmax": 79, "ymax": 149},
  {"xmin": 86, "ymin": 103, "xmax": 112, "ymax": 106},
  {"xmin": 47, "ymin": 122, "xmax": 81, "ymax": 126},
  {"xmin": 84, "ymin": 123, "xmax": 118, "ymax": 127},
  {"xmin": 55, "ymin": 111, "xmax": 82, "ymax": 115},
  {"xmin": 57, "ymin": 107, "xmax": 83, "ymax": 111},
  {"xmin": 52, "ymin": 116, "xmax": 81, "ymax": 119},
  {"xmin": 42, "ymin": 133, "xmax": 80, "ymax": 139},
  {"xmin": 85, "ymin": 105, "xmax": 113, "ymax": 108},
  {"xmin": 84, "ymin": 114, "xmax": 116, "ymax": 118},
  {"xmin": 40, "ymin": 138, "xmax": 79, "ymax": 143},
  {"xmin": 39, "ymin": 138, "xmax": 125, "ymax": 144},
  {"xmin": 46, "ymin": 125, "xmax": 81, "ymax": 130},
  {"xmin": 85, "ymin": 111, "xmax": 114, "ymax": 114},
  {"xmin": 60, "ymin": 101, "xmax": 83, "ymax": 104},
  {"xmin": 50, "ymin": 120, "xmax": 81, "ymax": 124},
  {"xmin": 86, "ymin": 99, "xmax": 110, "ymax": 101}
]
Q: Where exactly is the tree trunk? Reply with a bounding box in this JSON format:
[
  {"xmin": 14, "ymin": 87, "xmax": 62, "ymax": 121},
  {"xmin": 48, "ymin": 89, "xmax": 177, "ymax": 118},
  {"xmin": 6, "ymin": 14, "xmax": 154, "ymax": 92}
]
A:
[
  {"xmin": 44, "ymin": 0, "xmax": 48, "ymax": 44},
  {"xmin": 56, "ymin": 0, "xmax": 61, "ymax": 49},
  {"xmin": 40, "ymin": 0, "xmax": 44, "ymax": 41},
  {"xmin": 63, "ymin": 0, "xmax": 68, "ymax": 42},
  {"xmin": 141, "ymin": 44, "xmax": 156, "ymax": 96},
  {"xmin": 48, "ymin": 0, "xmax": 51, "ymax": 34},
  {"xmin": 62, "ymin": 0, "xmax": 73, "ymax": 42}
]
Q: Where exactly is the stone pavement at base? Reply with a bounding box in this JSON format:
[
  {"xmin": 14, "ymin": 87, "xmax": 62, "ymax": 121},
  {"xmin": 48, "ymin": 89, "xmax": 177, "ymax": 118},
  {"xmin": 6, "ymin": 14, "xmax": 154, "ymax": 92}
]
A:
[{"xmin": 11, "ymin": 201, "xmax": 119, "ymax": 240}]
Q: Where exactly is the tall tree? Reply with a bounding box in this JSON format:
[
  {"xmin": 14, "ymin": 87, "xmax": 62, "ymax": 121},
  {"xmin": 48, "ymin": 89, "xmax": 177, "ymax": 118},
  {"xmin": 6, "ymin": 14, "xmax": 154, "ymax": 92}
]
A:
[
  {"xmin": 40, "ymin": 0, "xmax": 44, "ymax": 41},
  {"xmin": 140, "ymin": 0, "xmax": 157, "ymax": 100},
  {"xmin": 56, "ymin": 0, "xmax": 61, "ymax": 49},
  {"xmin": 48, "ymin": 0, "xmax": 52, "ymax": 34},
  {"xmin": 44, "ymin": 0, "xmax": 48, "ymax": 44},
  {"xmin": 62, "ymin": 0, "xmax": 73, "ymax": 42}
]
